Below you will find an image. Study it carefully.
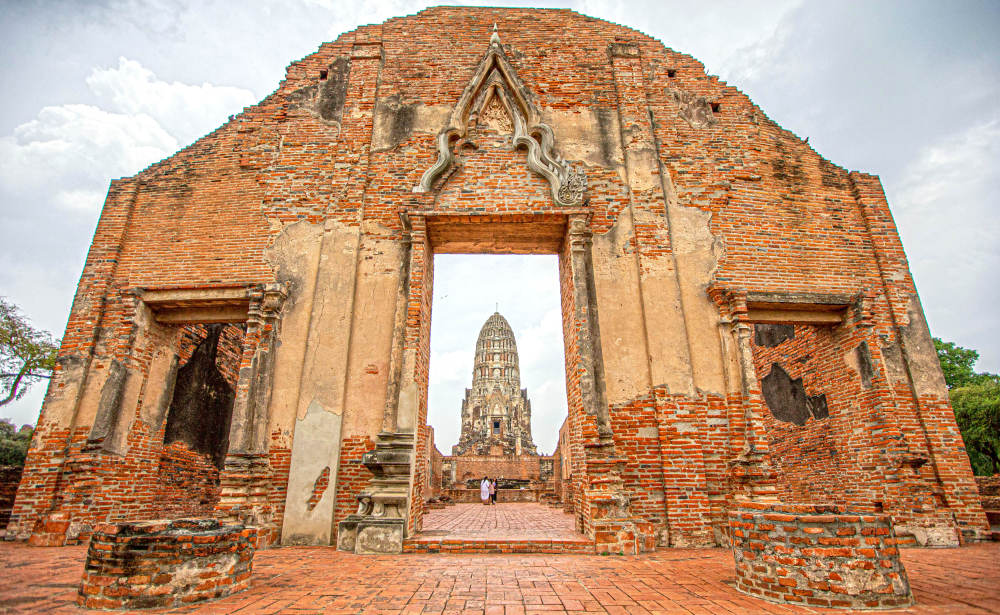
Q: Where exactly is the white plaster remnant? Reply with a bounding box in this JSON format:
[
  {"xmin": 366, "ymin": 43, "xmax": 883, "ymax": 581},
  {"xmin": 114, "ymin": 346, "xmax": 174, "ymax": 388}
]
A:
[{"xmin": 280, "ymin": 399, "xmax": 343, "ymax": 546}]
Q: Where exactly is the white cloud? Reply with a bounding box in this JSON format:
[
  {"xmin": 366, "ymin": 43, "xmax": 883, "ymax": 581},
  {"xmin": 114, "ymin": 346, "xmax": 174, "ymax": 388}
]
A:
[
  {"xmin": 86, "ymin": 57, "xmax": 255, "ymax": 146},
  {"xmin": 0, "ymin": 57, "xmax": 258, "ymax": 427},
  {"xmin": 0, "ymin": 103, "xmax": 176, "ymax": 203},
  {"xmin": 888, "ymin": 117, "xmax": 1000, "ymax": 372},
  {"xmin": 578, "ymin": 0, "xmax": 801, "ymax": 75},
  {"xmin": 429, "ymin": 349, "xmax": 470, "ymax": 387}
]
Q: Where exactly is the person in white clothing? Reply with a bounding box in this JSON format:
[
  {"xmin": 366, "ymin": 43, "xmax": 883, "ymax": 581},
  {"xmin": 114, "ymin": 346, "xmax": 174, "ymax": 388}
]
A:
[{"xmin": 480, "ymin": 476, "xmax": 491, "ymax": 505}]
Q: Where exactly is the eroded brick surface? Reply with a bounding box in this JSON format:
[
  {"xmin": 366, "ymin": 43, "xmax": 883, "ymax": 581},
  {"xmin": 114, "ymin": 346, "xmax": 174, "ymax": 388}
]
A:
[
  {"xmin": 0, "ymin": 466, "xmax": 23, "ymax": 529},
  {"xmin": 729, "ymin": 502, "xmax": 912, "ymax": 609},
  {"xmin": 76, "ymin": 519, "xmax": 255, "ymax": 610}
]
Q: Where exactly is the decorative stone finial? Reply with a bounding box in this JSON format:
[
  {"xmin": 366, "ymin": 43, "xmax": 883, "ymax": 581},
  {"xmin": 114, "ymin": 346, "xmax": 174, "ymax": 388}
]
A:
[{"xmin": 490, "ymin": 23, "xmax": 500, "ymax": 45}]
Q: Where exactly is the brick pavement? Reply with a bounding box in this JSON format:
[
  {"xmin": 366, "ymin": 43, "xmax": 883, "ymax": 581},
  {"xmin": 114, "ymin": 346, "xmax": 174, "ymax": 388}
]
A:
[
  {"xmin": 407, "ymin": 503, "xmax": 590, "ymax": 554},
  {"xmin": 420, "ymin": 504, "xmax": 580, "ymax": 540},
  {"xmin": 1, "ymin": 541, "xmax": 998, "ymax": 614}
]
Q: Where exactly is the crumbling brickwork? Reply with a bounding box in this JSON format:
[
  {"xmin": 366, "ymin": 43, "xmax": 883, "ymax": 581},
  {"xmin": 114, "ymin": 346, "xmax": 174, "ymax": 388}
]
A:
[
  {"xmin": 441, "ymin": 455, "xmax": 555, "ymax": 486},
  {"xmin": 729, "ymin": 502, "xmax": 912, "ymax": 609},
  {"xmin": 7, "ymin": 7, "xmax": 986, "ymax": 555},
  {"xmin": 77, "ymin": 519, "xmax": 255, "ymax": 610}
]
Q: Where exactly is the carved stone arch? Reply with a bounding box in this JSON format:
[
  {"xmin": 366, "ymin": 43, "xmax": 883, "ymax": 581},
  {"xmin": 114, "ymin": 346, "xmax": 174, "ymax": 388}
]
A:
[{"xmin": 416, "ymin": 27, "xmax": 587, "ymax": 206}]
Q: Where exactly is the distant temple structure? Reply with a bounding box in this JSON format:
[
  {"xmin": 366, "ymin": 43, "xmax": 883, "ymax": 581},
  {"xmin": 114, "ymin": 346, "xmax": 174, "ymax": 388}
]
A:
[
  {"xmin": 453, "ymin": 312, "xmax": 538, "ymax": 456},
  {"xmin": 426, "ymin": 313, "xmax": 556, "ymax": 503}
]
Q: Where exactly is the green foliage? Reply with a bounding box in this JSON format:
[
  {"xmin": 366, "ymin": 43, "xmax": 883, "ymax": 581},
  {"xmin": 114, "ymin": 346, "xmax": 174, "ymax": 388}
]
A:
[
  {"xmin": 934, "ymin": 337, "xmax": 1000, "ymax": 475},
  {"xmin": 0, "ymin": 418, "xmax": 33, "ymax": 466},
  {"xmin": 933, "ymin": 337, "xmax": 1000, "ymax": 389},
  {"xmin": 0, "ymin": 297, "xmax": 59, "ymax": 407},
  {"xmin": 951, "ymin": 382, "xmax": 1000, "ymax": 475}
]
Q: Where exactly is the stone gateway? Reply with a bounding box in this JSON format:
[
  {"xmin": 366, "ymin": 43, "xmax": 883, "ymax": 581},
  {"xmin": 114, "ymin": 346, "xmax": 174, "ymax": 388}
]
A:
[{"xmin": 7, "ymin": 6, "xmax": 989, "ymax": 563}]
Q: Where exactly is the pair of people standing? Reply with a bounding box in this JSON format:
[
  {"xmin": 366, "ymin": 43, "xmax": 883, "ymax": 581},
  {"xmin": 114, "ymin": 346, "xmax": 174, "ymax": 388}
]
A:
[{"xmin": 479, "ymin": 476, "xmax": 498, "ymax": 505}]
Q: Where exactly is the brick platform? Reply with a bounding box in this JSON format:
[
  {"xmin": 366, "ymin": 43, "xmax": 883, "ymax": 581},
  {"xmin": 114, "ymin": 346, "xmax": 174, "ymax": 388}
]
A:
[
  {"xmin": 77, "ymin": 518, "xmax": 255, "ymax": 610},
  {"xmin": 406, "ymin": 503, "xmax": 593, "ymax": 554},
  {"xmin": 0, "ymin": 542, "xmax": 997, "ymax": 614},
  {"xmin": 729, "ymin": 502, "xmax": 912, "ymax": 610}
]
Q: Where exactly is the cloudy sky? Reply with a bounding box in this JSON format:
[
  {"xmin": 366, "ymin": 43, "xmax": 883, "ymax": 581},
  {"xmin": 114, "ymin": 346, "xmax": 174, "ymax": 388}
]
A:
[{"xmin": 1, "ymin": 1, "xmax": 997, "ymax": 454}]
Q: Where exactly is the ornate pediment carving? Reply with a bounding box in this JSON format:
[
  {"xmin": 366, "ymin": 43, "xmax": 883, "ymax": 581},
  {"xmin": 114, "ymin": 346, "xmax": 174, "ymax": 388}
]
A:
[{"xmin": 416, "ymin": 25, "xmax": 587, "ymax": 207}]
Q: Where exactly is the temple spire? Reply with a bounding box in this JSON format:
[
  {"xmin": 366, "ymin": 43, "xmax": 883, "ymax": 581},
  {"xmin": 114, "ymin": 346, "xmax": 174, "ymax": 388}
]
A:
[{"xmin": 453, "ymin": 312, "xmax": 537, "ymax": 456}]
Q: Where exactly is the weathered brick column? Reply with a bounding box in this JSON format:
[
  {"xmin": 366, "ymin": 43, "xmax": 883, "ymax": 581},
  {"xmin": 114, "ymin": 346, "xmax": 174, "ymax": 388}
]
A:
[
  {"xmin": 729, "ymin": 502, "xmax": 912, "ymax": 609},
  {"xmin": 77, "ymin": 519, "xmax": 256, "ymax": 610}
]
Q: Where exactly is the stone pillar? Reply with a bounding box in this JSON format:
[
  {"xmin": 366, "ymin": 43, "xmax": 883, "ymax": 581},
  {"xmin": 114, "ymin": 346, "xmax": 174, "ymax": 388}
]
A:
[
  {"xmin": 336, "ymin": 431, "xmax": 414, "ymax": 554},
  {"xmin": 709, "ymin": 287, "xmax": 778, "ymax": 502},
  {"xmin": 565, "ymin": 215, "xmax": 653, "ymax": 554},
  {"xmin": 216, "ymin": 284, "xmax": 287, "ymax": 542},
  {"xmin": 566, "ymin": 215, "xmax": 611, "ymax": 438},
  {"xmin": 337, "ymin": 215, "xmax": 423, "ymax": 554},
  {"xmin": 729, "ymin": 321, "xmax": 779, "ymax": 501}
]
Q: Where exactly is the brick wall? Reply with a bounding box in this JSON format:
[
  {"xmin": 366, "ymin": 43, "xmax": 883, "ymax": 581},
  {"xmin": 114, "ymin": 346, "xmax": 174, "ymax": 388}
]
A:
[
  {"xmin": 428, "ymin": 440, "xmax": 444, "ymax": 498},
  {"xmin": 331, "ymin": 436, "xmax": 375, "ymax": 539},
  {"xmin": 153, "ymin": 442, "xmax": 220, "ymax": 519},
  {"xmin": 443, "ymin": 454, "xmax": 555, "ymax": 486},
  {"xmin": 750, "ymin": 322, "xmax": 968, "ymax": 543},
  {"xmin": 10, "ymin": 6, "xmax": 986, "ymax": 548},
  {"xmin": 178, "ymin": 323, "xmax": 246, "ymax": 389},
  {"xmin": 729, "ymin": 502, "xmax": 912, "ymax": 609},
  {"xmin": 0, "ymin": 466, "xmax": 23, "ymax": 530},
  {"xmin": 442, "ymin": 487, "xmax": 550, "ymax": 503},
  {"xmin": 11, "ymin": 317, "xmax": 247, "ymax": 542},
  {"xmin": 976, "ymin": 475, "xmax": 1000, "ymax": 509}
]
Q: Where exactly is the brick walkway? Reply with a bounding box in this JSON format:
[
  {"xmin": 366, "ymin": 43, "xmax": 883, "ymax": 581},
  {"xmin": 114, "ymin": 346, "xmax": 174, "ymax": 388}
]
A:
[
  {"xmin": 421, "ymin": 503, "xmax": 580, "ymax": 539},
  {"xmin": 407, "ymin": 503, "xmax": 589, "ymax": 554},
  {"xmin": 1, "ymin": 541, "xmax": 998, "ymax": 614}
]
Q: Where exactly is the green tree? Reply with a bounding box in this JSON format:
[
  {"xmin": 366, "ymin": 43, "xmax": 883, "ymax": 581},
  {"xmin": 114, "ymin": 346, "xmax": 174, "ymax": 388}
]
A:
[
  {"xmin": 950, "ymin": 383, "xmax": 1000, "ymax": 475},
  {"xmin": 0, "ymin": 419, "xmax": 33, "ymax": 466},
  {"xmin": 933, "ymin": 337, "xmax": 1000, "ymax": 389},
  {"xmin": 0, "ymin": 297, "xmax": 59, "ymax": 407},
  {"xmin": 934, "ymin": 337, "xmax": 1000, "ymax": 475}
]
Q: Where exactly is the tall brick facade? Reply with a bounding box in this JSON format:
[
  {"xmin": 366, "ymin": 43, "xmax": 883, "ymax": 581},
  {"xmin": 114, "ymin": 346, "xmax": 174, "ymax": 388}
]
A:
[{"xmin": 7, "ymin": 7, "xmax": 988, "ymax": 555}]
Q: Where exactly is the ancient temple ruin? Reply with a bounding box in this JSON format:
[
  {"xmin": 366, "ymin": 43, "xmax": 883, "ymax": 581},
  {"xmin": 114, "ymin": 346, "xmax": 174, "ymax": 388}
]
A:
[
  {"xmin": 453, "ymin": 312, "xmax": 538, "ymax": 457},
  {"xmin": 427, "ymin": 312, "xmax": 555, "ymax": 502},
  {"xmin": 5, "ymin": 7, "xmax": 988, "ymax": 560}
]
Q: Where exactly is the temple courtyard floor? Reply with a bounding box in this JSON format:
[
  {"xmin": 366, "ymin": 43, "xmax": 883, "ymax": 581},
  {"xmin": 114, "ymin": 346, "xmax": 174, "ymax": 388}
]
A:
[
  {"xmin": 420, "ymin": 503, "xmax": 579, "ymax": 541},
  {"xmin": 0, "ymin": 503, "xmax": 997, "ymax": 614}
]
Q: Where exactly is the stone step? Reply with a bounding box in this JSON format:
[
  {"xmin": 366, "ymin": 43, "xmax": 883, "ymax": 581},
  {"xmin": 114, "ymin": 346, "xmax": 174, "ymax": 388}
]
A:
[
  {"xmin": 984, "ymin": 509, "xmax": 1000, "ymax": 526},
  {"xmin": 403, "ymin": 537, "xmax": 594, "ymax": 554}
]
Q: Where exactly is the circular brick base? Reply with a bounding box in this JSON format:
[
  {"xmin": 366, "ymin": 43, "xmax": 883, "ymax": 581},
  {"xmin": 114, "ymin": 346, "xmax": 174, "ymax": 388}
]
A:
[
  {"xmin": 77, "ymin": 518, "xmax": 256, "ymax": 610},
  {"xmin": 728, "ymin": 502, "xmax": 913, "ymax": 610}
]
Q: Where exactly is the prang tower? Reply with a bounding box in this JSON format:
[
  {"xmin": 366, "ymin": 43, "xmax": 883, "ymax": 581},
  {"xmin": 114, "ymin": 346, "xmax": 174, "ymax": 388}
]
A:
[{"xmin": 453, "ymin": 312, "xmax": 538, "ymax": 456}]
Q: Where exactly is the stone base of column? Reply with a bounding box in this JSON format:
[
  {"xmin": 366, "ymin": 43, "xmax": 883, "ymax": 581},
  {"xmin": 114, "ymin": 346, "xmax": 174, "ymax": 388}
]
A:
[
  {"xmin": 337, "ymin": 515, "xmax": 406, "ymax": 554},
  {"xmin": 337, "ymin": 431, "xmax": 413, "ymax": 554},
  {"xmin": 27, "ymin": 511, "xmax": 72, "ymax": 547},
  {"xmin": 585, "ymin": 453, "xmax": 656, "ymax": 555},
  {"xmin": 216, "ymin": 453, "xmax": 276, "ymax": 546}
]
